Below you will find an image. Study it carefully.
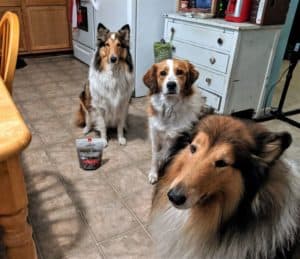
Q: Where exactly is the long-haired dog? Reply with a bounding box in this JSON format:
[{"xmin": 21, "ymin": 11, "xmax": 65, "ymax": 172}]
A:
[
  {"xmin": 150, "ymin": 115, "xmax": 300, "ymax": 259},
  {"xmin": 143, "ymin": 59, "xmax": 210, "ymax": 184},
  {"xmin": 75, "ymin": 23, "xmax": 134, "ymax": 146}
]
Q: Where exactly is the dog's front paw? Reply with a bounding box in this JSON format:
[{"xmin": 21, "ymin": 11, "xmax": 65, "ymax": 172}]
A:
[
  {"xmin": 148, "ymin": 170, "xmax": 158, "ymax": 184},
  {"xmin": 83, "ymin": 126, "xmax": 91, "ymax": 135},
  {"xmin": 118, "ymin": 137, "xmax": 127, "ymax": 145}
]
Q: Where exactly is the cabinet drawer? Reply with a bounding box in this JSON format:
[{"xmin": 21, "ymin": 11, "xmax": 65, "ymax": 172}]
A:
[
  {"xmin": 199, "ymin": 88, "xmax": 222, "ymax": 111},
  {"xmin": 196, "ymin": 68, "xmax": 225, "ymax": 95},
  {"xmin": 25, "ymin": 0, "xmax": 66, "ymax": 6},
  {"xmin": 166, "ymin": 20, "xmax": 234, "ymax": 52},
  {"xmin": 0, "ymin": 0, "xmax": 21, "ymax": 6},
  {"xmin": 173, "ymin": 40, "xmax": 229, "ymax": 73}
]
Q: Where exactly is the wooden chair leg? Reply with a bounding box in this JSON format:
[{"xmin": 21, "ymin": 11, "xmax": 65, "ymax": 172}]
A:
[
  {"xmin": 0, "ymin": 208, "xmax": 37, "ymax": 259},
  {"xmin": 0, "ymin": 156, "xmax": 38, "ymax": 259}
]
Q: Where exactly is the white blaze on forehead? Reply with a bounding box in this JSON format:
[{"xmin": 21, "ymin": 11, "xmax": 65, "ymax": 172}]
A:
[
  {"xmin": 166, "ymin": 59, "xmax": 176, "ymax": 81},
  {"xmin": 162, "ymin": 59, "xmax": 179, "ymax": 95},
  {"xmin": 111, "ymin": 33, "xmax": 116, "ymax": 40}
]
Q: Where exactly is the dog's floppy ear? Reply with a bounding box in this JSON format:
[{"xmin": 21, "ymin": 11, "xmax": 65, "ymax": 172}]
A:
[
  {"xmin": 97, "ymin": 23, "xmax": 110, "ymax": 46},
  {"xmin": 118, "ymin": 24, "xmax": 130, "ymax": 47},
  {"xmin": 185, "ymin": 61, "xmax": 199, "ymax": 89},
  {"xmin": 254, "ymin": 131, "xmax": 292, "ymax": 164},
  {"xmin": 143, "ymin": 65, "xmax": 158, "ymax": 94}
]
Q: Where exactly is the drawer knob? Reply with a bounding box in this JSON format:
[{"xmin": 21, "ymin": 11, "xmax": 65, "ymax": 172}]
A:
[
  {"xmin": 205, "ymin": 78, "xmax": 212, "ymax": 85},
  {"xmin": 217, "ymin": 38, "xmax": 223, "ymax": 45},
  {"xmin": 209, "ymin": 57, "xmax": 216, "ymax": 65}
]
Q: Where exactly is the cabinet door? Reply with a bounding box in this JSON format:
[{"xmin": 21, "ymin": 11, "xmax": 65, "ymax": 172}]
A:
[
  {"xmin": 0, "ymin": 7, "xmax": 28, "ymax": 52},
  {"xmin": 25, "ymin": 6, "xmax": 70, "ymax": 51}
]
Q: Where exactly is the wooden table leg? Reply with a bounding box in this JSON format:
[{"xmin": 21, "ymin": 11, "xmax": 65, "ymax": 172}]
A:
[{"xmin": 0, "ymin": 155, "xmax": 38, "ymax": 259}]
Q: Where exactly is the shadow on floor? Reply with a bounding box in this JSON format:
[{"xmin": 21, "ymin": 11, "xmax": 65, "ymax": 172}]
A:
[{"xmin": 25, "ymin": 171, "xmax": 88, "ymax": 259}]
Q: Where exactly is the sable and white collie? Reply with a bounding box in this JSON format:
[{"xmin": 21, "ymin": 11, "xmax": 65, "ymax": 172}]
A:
[
  {"xmin": 75, "ymin": 23, "xmax": 134, "ymax": 146},
  {"xmin": 143, "ymin": 59, "xmax": 209, "ymax": 184},
  {"xmin": 150, "ymin": 115, "xmax": 300, "ymax": 259}
]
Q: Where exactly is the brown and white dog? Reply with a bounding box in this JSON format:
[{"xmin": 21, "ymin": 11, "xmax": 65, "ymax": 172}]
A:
[
  {"xmin": 143, "ymin": 59, "xmax": 209, "ymax": 184},
  {"xmin": 75, "ymin": 23, "xmax": 134, "ymax": 146},
  {"xmin": 150, "ymin": 115, "xmax": 300, "ymax": 259}
]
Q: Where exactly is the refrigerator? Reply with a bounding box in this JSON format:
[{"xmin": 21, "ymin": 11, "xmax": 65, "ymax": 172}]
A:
[{"xmin": 91, "ymin": 0, "xmax": 176, "ymax": 97}]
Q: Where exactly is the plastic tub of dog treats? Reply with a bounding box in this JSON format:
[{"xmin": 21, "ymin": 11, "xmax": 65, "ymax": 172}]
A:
[{"xmin": 76, "ymin": 138, "xmax": 106, "ymax": 170}]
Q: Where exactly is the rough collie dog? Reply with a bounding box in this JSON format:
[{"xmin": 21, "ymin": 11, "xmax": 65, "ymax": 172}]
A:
[
  {"xmin": 150, "ymin": 115, "xmax": 300, "ymax": 259},
  {"xmin": 143, "ymin": 59, "xmax": 210, "ymax": 184},
  {"xmin": 75, "ymin": 23, "xmax": 134, "ymax": 146}
]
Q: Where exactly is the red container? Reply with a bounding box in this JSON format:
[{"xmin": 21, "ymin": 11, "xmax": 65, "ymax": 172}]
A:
[{"xmin": 225, "ymin": 0, "xmax": 252, "ymax": 23}]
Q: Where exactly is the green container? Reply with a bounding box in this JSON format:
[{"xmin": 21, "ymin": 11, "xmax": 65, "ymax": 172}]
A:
[
  {"xmin": 153, "ymin": 42, "xmax": 173, "ymax": 63},
  {"xmin": 153, "ymin": 28, "xmax": 175, "ymax": 63}
]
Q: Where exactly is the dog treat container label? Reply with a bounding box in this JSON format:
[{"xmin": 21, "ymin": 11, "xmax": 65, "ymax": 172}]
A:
[{"xmin": 76, "ymin": 138, "xmax": 105, "ymax": 170}]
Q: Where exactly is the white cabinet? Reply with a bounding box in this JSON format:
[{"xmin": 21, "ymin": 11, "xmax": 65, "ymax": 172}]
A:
[{"xmin": 164, "ymin": 14, "xmax": 282, "ymax": 117}]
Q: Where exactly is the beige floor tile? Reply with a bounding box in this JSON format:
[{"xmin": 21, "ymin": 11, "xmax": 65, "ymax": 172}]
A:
[
  {"xmin": 13, "ymin": 84, "xmax": 41, "ymax": 102},
  {"xmin": 63, "ymin": 175, "xmax": 118, "ymax": 210},
  {"xmin": 26, "ymin": 71, "xmax": 53, "ymax": 85},
  {"xmin": 21, "ymin": 100, "xmax": 56, "ymax": 121},
  {"xmin": 47, "ymin": 70, "xmax": 72, "ymax": 82},
  {"xmin": 46, "ymin": 96, "xmax": 75, "ymax": 116},
  {"xmin": 26, "ymin": 133, "xmax": 45, "ymax": 151},
  {"xmin": 83, "ymin": 199, "xmax": 139, "ymax": 242},
  {"xmin": 22, "ymin": 149, "xmax": 54, "ymax": 176},
  {"xmin": 100, "ymin": 227, "xmax": 153, "ymax": 259},
  {"xmin": 58, "ymin": 80, "xmax": 84, "ymax": 97},
  {"xmin": 104, "ymin": 166, "xmax": 149, "ymax": 198},
  {"xmin": 124, "ymin": 186, "xmax": 154, "ymax": 225},
  {"xmin": 33, "ymin": 211, "xmax": 98, "ymax": 259},
  {"xmin": 38, "ymin": 82, "xmax": 66, "ymax": 99},
  {"xmin": 33, "ymin": 117, "xmax": 73, "ymax": 145},
  {"xmin": 136, "ymin": 159, "xmax": 151, "ymax": 177},
  {"xmin": 121, "ymin": 139, "xmax": 152, "ymax": 162},
  {"xmin": 63, "ymin": 242, "xmax": 104, "ymax": 259}
]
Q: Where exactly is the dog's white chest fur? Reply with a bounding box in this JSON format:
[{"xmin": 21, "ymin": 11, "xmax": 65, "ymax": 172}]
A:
[
  {"xmin": 149, "ymin": 88, "xmax": 204, "ymax": 150},
  {"xmin": 88, "ymin": 61, "xmax": 133, "ymax": 127},
  {"xmin": 150, "ymin": 91, "xmax": 202, "ymax": 137}
]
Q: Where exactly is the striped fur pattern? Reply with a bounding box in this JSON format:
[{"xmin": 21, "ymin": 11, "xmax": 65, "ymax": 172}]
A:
[
  {"xmin": 151, "ymin": 115, "xmax": 300, "ymax": 259},
  {"xmin": 75, "ymin": 23, "xmax": 134, "ymax": 146}
]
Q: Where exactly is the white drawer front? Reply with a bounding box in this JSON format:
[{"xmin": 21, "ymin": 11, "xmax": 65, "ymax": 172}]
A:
[
  {"xmin": 199, "ymin": 88, "xmax": 222, "ymax": 111},
  {"xmin": 196, "ymin": 68, "xmax": 225, "ymax": 95},
  {"xmin": 166, "ymin": 20, "xmax": 234, "ymax": 52},
  {"xmin": 173, "ymin": 40, "xmax": 229, "ymax": 73}
]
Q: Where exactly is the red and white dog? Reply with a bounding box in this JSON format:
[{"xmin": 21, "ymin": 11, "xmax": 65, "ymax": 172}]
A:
[{"xmin": 143, "ymin": 59, "xmax": 209, "ymax": 184}]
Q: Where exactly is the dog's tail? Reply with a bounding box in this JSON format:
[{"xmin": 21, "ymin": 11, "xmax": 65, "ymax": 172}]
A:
[
  {"xmin": 75, "ymin": 102, "xmax": 86, "ymax": 128},
  {"xmin": 75, "ymin": 82, "xmax": 91, "ymax": 128}
]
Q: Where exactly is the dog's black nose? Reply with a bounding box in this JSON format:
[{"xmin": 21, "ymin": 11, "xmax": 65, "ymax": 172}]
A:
[
  {"xmin": 167, "ymin": 188, "xmax": 186, "ymax": 206},
  {"xmin": 167, "ymin": 81, "xmax": 177, "ymax": 91},
  {"xmin": 110, "ymin": 56, "xmax": 117, "ymax": 63}
]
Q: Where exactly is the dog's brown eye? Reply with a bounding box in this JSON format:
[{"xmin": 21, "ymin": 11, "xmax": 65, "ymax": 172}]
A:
[
  {"xmin": 215, "ymin": 160, "xmax": 228, "ymax": 168},
  {"xmin": 160, "ymin": 71, "xmax": 167, "ymax": 76},
  {"xmin": 105, "ymin": 43, "xmax": 109, "ymax": 47},
  {"xmin": 176, "ymin": 69, "xmax": 184, "ymax": 76},
  {"xmin": 190, "ymin": 144, "xmax": 197, "ymax": 154},
  {"xmin": 117, "ymin": 43, "xmax": 121, "ymax": 47}
]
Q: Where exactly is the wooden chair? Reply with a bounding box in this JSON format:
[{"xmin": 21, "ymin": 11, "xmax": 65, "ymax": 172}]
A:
[
  {"xmin": 0, "ymin": 11, "xmax": 37, "ymax": 259},
  {"xmin": 0, "ymin": 11, "xmax": 20, "ymax": 94}
]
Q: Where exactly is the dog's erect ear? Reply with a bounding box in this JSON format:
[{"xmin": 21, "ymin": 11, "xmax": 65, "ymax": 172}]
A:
[
  {"xmin": 143, "ymin": 65, "xmax": 158, "ymax": 94},
  {"xmin": 118, "ymin": 24, "xmax": 130, "ymax": 47},
  {"xmin": 97, "ymin": 23, "xmax": 110, "ymax": 45},
  {"xmin": 185, "ymin": 62, "xmax": 199, "ymax": 89},
  {"xmin": 254, "ymin": 131, "xmax": 292, "ymax": 164}
]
